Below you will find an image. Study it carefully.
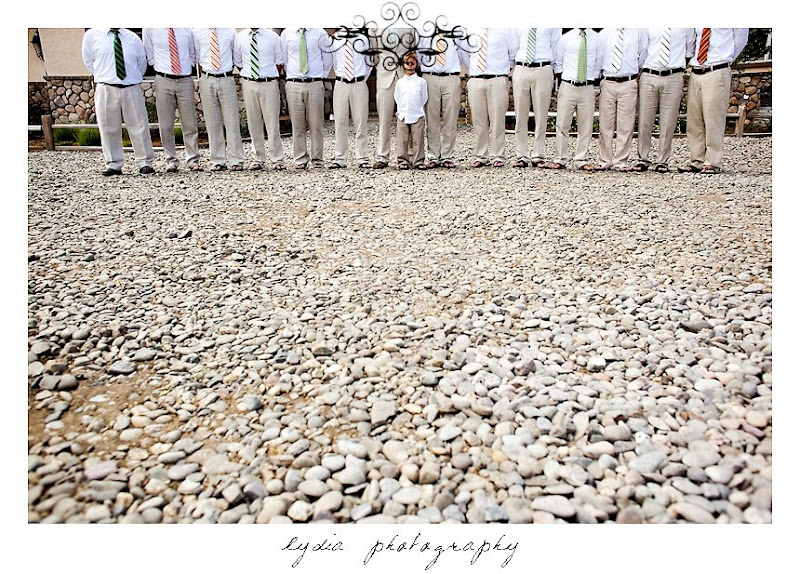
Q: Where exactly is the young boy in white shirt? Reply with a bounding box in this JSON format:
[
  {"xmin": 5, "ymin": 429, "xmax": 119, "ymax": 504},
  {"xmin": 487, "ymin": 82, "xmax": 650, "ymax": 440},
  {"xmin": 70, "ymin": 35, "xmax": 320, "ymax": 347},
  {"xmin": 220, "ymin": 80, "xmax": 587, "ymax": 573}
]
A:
[{"xmin": 394, "ymin": 52, "xmax": 428, "ymax": 169}]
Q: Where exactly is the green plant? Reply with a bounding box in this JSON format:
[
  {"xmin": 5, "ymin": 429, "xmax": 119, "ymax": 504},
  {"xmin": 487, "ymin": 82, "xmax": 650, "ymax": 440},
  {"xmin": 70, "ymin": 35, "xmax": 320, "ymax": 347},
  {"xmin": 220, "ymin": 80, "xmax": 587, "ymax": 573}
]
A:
[
  {"xmin": 53, "ymin": 128, "xmax": 78, "ymax": 145},
  {"xmin": 174, "ymin": 127, "xmax": 183, "ymax": 144},
  {"xmin": 146, "ymin": 100, "xmax": 159, "ymax": 123},
  {"xmin": 76, "ymin": 128, "xmax": 101, "ymax": 146}
]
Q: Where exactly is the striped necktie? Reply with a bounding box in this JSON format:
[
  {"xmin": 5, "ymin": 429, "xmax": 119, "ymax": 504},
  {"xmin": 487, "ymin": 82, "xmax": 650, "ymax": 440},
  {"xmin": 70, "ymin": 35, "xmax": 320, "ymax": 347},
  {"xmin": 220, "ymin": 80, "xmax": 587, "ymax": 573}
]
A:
[
  {"xmin": 299, "ymin": 29, "xmax": 309, "ymax": 74},
  {"xmin": 435, "ymin": 34, "xmax": 447, "ymax": 67},
  {"xmin": 111, "ymin": 29, "xmax": 126, "ymax": 80},
  {"xmin": 657, "ymin": 28, "xmax": 672, "ymax": 68},
  {"xmin": 250, "ymin": 30, "xmax": 259, "ymax": 78},
  {"xmin": 577, "ymin": 29, "xmax": 587, "ymax": 82},
  {"xmin": 697, "ymin": 28, "xmax": 711, "ymax": 64},
  {"xmin": 526, "ymin": 28, "xmax": 537, "ymax": 63},
  {"xmin": 344, "ymin": 38, "xmax": 354, "ymax": 80},
  {"xmin": 610, "ymin": 28, "xmax": 624, "ymax": 73},
  {"xmin": 477, "ymin": 28, "xmax": 488, "ymax": 72},
  {"xmin": 210, "ymin": 29, "xmax": 221, "ymax": 71},
  {"xmin": 168, "ymin": 28, "xmax": 181, "ymax": 74}
]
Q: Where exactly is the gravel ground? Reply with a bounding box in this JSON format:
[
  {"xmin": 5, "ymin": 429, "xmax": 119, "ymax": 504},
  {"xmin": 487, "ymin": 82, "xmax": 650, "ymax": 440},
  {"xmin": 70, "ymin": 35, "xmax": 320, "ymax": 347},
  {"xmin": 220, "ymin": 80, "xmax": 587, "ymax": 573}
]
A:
[{"xmin": 27, "ymin": 124, "xmax": 772, "ymax": 524}]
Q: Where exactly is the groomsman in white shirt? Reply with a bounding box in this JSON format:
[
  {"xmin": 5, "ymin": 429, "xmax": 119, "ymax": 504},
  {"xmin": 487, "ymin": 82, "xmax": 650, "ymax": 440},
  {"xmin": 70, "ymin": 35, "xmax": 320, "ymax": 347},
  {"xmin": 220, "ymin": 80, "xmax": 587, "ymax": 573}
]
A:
[
  {"xmin": 418, "ymin": 31, "xmax": 467, "ymax": 169},
  {"xmin": 594, "ymin": 27, "xmax": 647, "ymax": 171},
  {"xmin": 545, "ymin": 28, "xmax": 602, "ymax": 171},
  {"xmin": 280, "ymin": 27, "xmax": 333, "ymax": 169},
  {"xmin": 82, "ymin": 28, "xmax": 155, "ymax": 175},
  {"xmin": 329, "ymin": 29, "xmax": 373, "ymax": 169},
  {"xmin": 631, "ymin": 28, "xmax": 695, "ymax": 173},
  {"xmin": 143, "ymin": 28, "xmax": 201, "ymax": 172},
  {"xmin": 512, "ymin": 27, "xmax": 560, "ymax": 167},
  {"xmin": 234, "ymin": 28, "xmax": 286, "ymax": 171},
  {"xmin": 679, "ymin": 28, "xmax": 748, "ymax": 174},
  {"xmin": 465, "ymin": 28, "xmax": 517, "ymax": 168},
  {"xmin": 194, "ymin": 28, "xmax": 245, "ymax": 171},
  {"xmin": 373, "ymin": 27, "xmax": 415, "ymax": 169}
]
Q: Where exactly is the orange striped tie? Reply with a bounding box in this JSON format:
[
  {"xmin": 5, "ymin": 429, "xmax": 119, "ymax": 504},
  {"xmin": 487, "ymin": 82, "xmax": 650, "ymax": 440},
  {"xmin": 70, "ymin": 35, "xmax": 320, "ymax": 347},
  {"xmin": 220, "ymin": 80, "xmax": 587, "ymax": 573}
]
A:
[
  {"xmin": 697, "ymin": 28, "xmax": 711, "ymax": 64},
  {"xmin": 477, "ymin": 28, "xmax": 488, "ymax": 72},
  {"xmin": 435, "ymin": 34, "xmax": 447, "ymax": 67},
  {"xmin": 168, "ymin": 28, "xmax": 181, "ymax": 74},
  {"xmin": 210, "ymin": 28, "xmax": 221, "ymax": 70}
]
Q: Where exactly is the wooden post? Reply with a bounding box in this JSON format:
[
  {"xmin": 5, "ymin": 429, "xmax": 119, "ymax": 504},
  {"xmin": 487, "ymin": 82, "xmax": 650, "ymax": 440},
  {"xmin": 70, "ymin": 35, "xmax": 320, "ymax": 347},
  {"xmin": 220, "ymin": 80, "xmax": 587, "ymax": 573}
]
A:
[
  {"xmin": 41, "ymin": 114, "xmax": 54, "ymax": 151},
  {"xmin": 735, "ymin": 95, "xmax": 748, "ymax": 138}
]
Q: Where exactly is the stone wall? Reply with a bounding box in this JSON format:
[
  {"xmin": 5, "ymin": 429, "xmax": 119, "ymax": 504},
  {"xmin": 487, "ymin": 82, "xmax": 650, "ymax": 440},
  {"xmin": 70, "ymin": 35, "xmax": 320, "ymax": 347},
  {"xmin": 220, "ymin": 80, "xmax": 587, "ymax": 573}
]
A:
[{"xmin": 28, "ymin": 82, "xmax": 49, "ymax": 124}]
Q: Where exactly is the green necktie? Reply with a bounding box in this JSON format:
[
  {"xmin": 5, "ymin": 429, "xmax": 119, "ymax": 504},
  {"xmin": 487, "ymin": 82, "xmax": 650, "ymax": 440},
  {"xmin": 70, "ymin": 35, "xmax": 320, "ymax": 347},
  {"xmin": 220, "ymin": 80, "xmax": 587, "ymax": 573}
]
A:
[
  {"xmin": 526, "ymin": 28, "xmax": 537, "ymax": 63},
  {"xmin": 112, "ymin": 28, "xmax": 126, "ymax": 81},
  {"xmin": 577, "ymin": 29, "xmax": 587, "ymax": 83},
  {"xmin": 299, "ymin": 28, "xmax": 309, "ymax": 74}
]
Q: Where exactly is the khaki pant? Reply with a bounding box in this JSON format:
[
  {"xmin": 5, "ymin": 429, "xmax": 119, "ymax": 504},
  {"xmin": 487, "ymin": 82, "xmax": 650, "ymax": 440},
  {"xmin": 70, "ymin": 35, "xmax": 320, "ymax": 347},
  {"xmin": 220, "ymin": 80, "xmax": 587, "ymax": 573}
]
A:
[
  {"xmin": 285, "ymin": 80, "xmax": 325, "ymax": 166},
  {"xmin": 376, "ymin": 77, "xmax": 398, "ymax": 163},
  {"xmin": 636, "ymin": 72, "xmax": 684, "ymax": 167},
  {"xmin": 554, "ymin": 82, "xmax": 595, "ymax": 167},
  {"xmin": 598, "ymin": 78, "xmax": 638, "ymax": 169},
  {"xmin": 423, "ymin": 74, "xmax": 461, "ymax": 163},
  {"xmin": 198, "ymin": 75, "xmax": 245, "ymax": 168},
  {"xmin": 242, "ymin": 79, "xmax": 285, "ymax": 167},
  {"xmin": 332, "ymin": 80, "xmax": 370, "ymax": 166},
  {"xmin": 396, "ymin": 117, "xmax": 425, "ymax": 167},
  {"xmin": 153, "ymin": 75, "xmax": 200, "ymax": 168},
  {"xmin": 512, "ymin": 64, "xmax": 554, "ymax": 162},
  {"xmin": 467, "ymin": 76, "xmax": 509, "ymax": 164},
  {"xmin": 686, "ymin": 67, "xmax": 731, "ymax": 169},
  {"xmin": 95, "ymin": 83, "xmax": 154, "ymax": 170}
]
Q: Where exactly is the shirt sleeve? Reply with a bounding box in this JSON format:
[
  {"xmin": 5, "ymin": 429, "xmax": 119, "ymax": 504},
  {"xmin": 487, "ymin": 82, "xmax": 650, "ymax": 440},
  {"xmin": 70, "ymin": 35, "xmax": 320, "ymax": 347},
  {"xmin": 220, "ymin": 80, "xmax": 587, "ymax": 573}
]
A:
[
  {"xmin": 685, "ymin": 28, "xmax": 696, "ymax": 59},
  {"xmin": 733, "ymin": 28, "xmax": 749, "ymax": 60},
  {"xmin": 188, "ymin": 30, "xmax": 196, "ymax": 64},
  {"xmin": 142, "ymin": 29, "xmax": 154, "ymax": 66},
  {"xmin": 637, "ymin": 29, "xmax": 648, "ymax": 70},
  {"xmin": 508, "ymin": 29, "xmax": 519, "ymax": 67},
  {"xmin": 273, "ymin": 34, "xmax": 284, "ymax": 66},
  {"xmin": 134, "ymin": 35, "xmax": 147, "ymax": 75},
  {"xmin": 591, "ymin": 34, "xmax": 603, "ymax": 79},
  {"xmin": 552, "ymin": 33, "xmax": 564, "ymax": 74},
  {"xmin": 320, "ymin": 30, "xmax": 333, "ymax": 76},
  {"xmin": 232, "ymin": 34, "xmax": 242, "ymax": 70},
  {"xmin": 420, "ymin": 76, "xmax": 428, "ymax": 105},
  {"xmin": 81, "ymin": 30, "xmax": 95, "ymax": 75}
]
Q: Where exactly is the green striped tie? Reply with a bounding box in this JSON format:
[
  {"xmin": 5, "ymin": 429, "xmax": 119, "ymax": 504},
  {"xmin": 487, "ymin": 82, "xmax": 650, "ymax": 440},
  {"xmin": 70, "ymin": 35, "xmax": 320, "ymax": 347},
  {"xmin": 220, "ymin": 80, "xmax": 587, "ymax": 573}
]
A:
[
  {"xmin": 250, "ymin": 30, "xmax": 259, "ymax": 78},
  {"xmin": 577, "ymin": 29, "xmax": 587, "ymax": 83},
  {"xmin": 112, "ymin": 28, "xmax": 126, "ymax": 81},
  {"xmin": 526, "ymin": 28, "xmax": 537, "ymax": 63}
]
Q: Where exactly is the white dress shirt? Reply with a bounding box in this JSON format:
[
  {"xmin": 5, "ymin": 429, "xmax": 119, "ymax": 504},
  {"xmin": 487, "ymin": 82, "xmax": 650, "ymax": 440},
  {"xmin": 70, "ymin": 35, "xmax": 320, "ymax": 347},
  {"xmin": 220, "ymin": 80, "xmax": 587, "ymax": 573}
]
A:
[
  {"xmin": 330, "ymin": 33, "xmax": 373, "ymax": 79},
  {"xmin": 143, "ymin": 28, "xmax": 195, "ymax": 76},
  {"xmin": 465, "ymin": 28, "xmax": 517, "ymax": 76},
  {"xmin": 642, "ymin": 28, "xmax": 695, "ymax": 70},
  {"xmin": 418, "ymin": 33, "xmax": 468, "ymax": 74},
  {"xmin": 193, "ymin": 28, "xmax": 237, "ymax": 73},
  {"xmin": 82, "ymin": 28, "xmax": 147, "ymax": 85},
  {"xmin": 598, "ymin": 28, "xmax": 648, "ymax": 77},
  {"xmin": 394, "ymin": 73, "xmax": 428, "ymax": 123},
  {"xmin": 234, "ymin": 28, "xmax": 283, "ymax": 79},
  {"xmin": 513, "ymin": 28, "xmax": 561, "ymax": 63},
  {"xmin": 689, "ymin": 28, "xmax": 749, "ymax": 67},
  {"xmin": 280, "ymin": 28, "xmax": 333, "ymax": 79},
  {"xmin": 553, "ymin": 28, "xmax": 603, "ymax": 82}
]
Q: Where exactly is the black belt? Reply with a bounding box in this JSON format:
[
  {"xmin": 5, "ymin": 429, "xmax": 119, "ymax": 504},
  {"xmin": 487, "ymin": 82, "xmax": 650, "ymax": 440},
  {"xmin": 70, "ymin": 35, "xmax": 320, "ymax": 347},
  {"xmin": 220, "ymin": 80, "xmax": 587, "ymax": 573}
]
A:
[
  {"xmin": 423, "ymin": 71, "xmax": 460, "ymax": 77},
  {"xmin": 156, "ymin": 71, "xmax": 192, "ymax": 80},
  {"xmin": 202, "ymin": 70, "xmax": 233, "ymax": 77},
  {"xmin": 562, "ymin": 79, "xmax": 592, "ymax": 86},
  {"xmin": 99, "ymin": 82, "xmax": 137, "ymax": 88},
  {"xmin": 335, "ymin": 75, "xmax": 366, "ymax": 83},
  {"xmin": 691, "ymin": 63, "xmax": 730, "ymax": 75},
  {"xmin": 471, "ymin": 74, "xmax": 508, "ymax": 79},
  {"xmin": 286, "ymin": 77, "xmax": 322, "ymax": 83},
  {"xmin": 242, "ymin": 76, "xmax": 278, "ymax": 82},
  {"xmin": 602, "ymin": 74, "xmax": 637, "ymax": 82},
  {"xmin": 515, "ymin": 61, "xmax": 551, "ymax": 68},
  {"xmin": 642, "ymin": 67, "xmax": 684, "ymax": 77}
]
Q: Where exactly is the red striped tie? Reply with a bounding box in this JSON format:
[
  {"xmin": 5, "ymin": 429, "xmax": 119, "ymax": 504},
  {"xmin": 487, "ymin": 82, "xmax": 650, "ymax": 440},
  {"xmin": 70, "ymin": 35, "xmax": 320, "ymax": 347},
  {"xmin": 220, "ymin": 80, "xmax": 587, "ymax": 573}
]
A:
[
  {"xmin": 210, "ymin": 28, "xmax": 221, "ymax": 70},
  {"xmin": 697, "ymin": 28, "xmax": 711, "ymax": 64},
  {"xmin": 477, "ymin": 28, "xmax": 488, "ymax": 72},
  {"xmin": 168, "ymin": 28, "xmax": 180, "ymax": 74}
]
